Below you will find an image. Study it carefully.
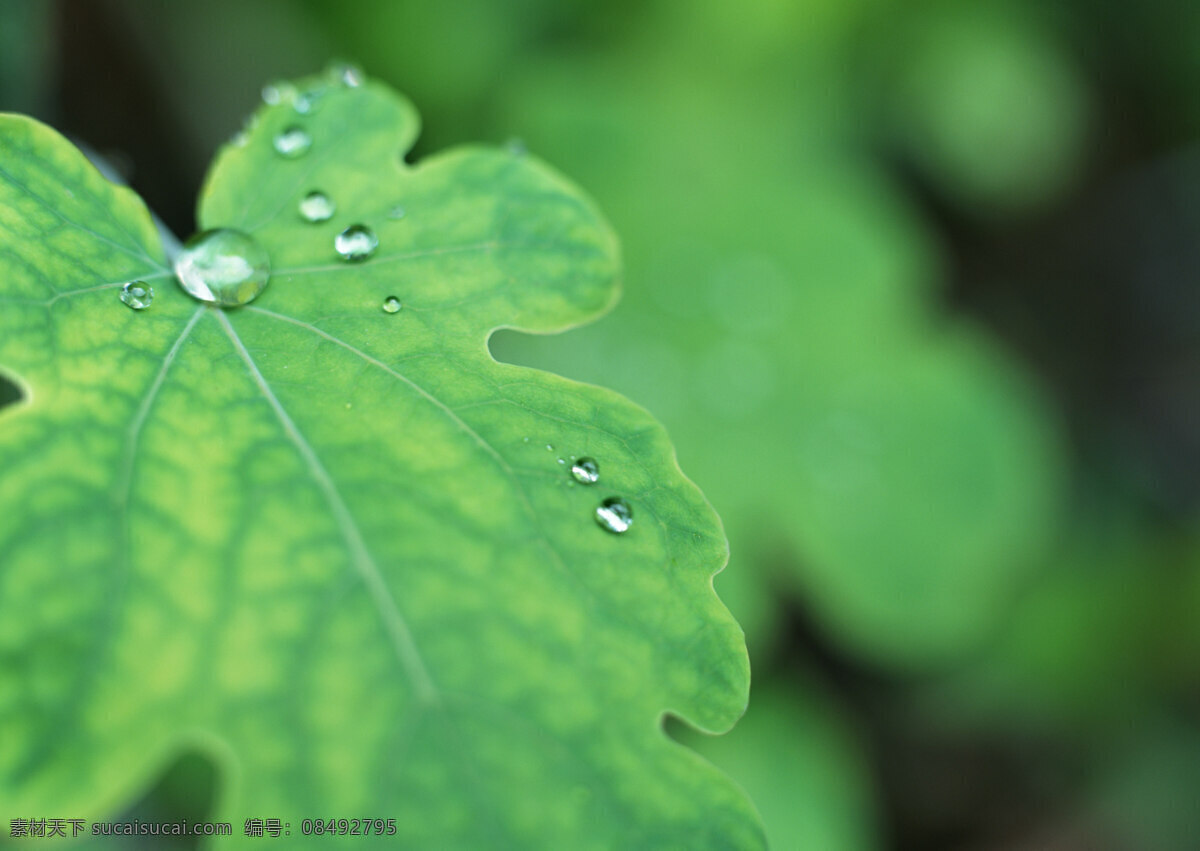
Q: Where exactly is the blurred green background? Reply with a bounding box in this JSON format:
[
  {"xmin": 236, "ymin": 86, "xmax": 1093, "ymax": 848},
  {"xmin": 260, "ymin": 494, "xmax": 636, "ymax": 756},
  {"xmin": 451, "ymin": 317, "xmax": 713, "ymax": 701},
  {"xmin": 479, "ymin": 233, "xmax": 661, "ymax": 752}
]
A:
[{"xmin": 3, "ymin": 0, "xmax": 1199, "ymax": 847}]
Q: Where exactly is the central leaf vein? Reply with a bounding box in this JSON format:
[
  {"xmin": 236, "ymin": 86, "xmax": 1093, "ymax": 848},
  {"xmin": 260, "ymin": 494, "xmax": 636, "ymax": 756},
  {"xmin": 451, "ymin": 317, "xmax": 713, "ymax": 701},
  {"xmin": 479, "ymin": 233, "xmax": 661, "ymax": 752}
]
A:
[{"xmin": 216, "ymin": 308, "xmax": 440, "ymax": 705}]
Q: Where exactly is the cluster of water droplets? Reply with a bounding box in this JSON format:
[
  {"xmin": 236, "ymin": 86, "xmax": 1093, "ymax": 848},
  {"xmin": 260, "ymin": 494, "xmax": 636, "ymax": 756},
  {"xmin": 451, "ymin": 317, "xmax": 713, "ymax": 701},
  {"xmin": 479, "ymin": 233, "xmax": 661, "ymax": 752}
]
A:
[
  {"xmin": 262, "ymin": 67, "xmax": 401, "ymax": 275},
  {"xmin": 123, "ymin": 65, "xmax": 638, "ymax": 541},
  {"xmin": 524, "ymin": 445, "xmax": 632, "ymax": 534},
  {"xmin": 262, "ymin": 63, "xmax": 362, "ymax": 110},
  {"xmin": 564, "ymin": 456, "xmax": 631, "ymax": 533}
]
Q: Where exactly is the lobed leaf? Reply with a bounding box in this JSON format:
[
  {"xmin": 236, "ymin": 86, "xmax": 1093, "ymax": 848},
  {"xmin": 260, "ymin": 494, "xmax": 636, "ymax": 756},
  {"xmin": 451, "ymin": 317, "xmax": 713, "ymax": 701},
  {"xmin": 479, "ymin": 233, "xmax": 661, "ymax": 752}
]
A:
[{"xmin": 0, "ymin": 73, "xmax": 761, "ymax": 848}]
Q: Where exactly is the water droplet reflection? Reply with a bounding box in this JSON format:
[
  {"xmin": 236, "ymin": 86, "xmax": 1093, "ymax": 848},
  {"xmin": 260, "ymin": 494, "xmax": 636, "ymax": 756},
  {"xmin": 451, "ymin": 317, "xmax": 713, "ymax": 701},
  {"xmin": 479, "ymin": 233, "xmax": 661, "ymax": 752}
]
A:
[
  {"xmin": 273, "ymin": 126, "xmax": 312, "ymax": 158},
  {"xmin": 595, "ymin": 497, "xmax": 632, "ymax": 534},
  {"xmin": 570, "ymin": 457, "xmax": 599, "ymax": 484},
  {"xmin": 119, "ymin": 281, "xmax": 154, "ymax": 310},
  {"xmin": 334, "ymin": 225, "xmax": 378, "ymax": 262},
  {"xmin": 299, "ymin": 191, "xmax": 335, "ymax": 223},
  {"xmin": 174, "ymin": 228, "xmax": 271, "ymax": 307}
]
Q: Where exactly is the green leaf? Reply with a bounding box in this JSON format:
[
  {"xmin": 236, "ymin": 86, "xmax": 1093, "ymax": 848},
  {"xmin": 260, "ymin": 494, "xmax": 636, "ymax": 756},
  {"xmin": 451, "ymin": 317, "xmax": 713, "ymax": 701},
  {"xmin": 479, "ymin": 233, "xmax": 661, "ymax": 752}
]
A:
[
  {"xmin": 492, "ymin": 44, "xmax": 1065, "ymax": 667},
  {"xmin": 0, "ymin": 73, "xmax": 761, "ymax": 848},
  {"xmin": 872, "ymin": 1, "xmax": 1090, "ymax": 215}
]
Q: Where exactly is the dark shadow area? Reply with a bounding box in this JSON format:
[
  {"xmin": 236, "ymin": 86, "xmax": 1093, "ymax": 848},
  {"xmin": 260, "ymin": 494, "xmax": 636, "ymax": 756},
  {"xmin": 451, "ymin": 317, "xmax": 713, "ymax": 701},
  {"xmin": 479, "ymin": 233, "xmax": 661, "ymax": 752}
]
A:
[
  {"xmin": 0, "ymin": 373, "xmax": 25, "ymax": 412},
  {"xmin": 52, "ymin": 1, "xmax": 199, "ymax": 238},
  {"xmin": 79, "ymin": 751, "xmax": 221, "ymax": 849}
]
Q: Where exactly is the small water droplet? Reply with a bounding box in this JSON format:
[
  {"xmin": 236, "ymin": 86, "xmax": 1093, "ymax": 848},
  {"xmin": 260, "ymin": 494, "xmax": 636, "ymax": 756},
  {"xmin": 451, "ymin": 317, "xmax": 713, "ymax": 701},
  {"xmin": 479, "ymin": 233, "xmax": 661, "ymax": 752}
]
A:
[
  {"xmin": 328, "ymin": 62, "xmax": 364, "ymax": 87},
  {"xmin": 294, "ymin": 89, "xmax": 323, "ymax": 115},
  {"xmin": 345, "ymin": 402, "xmax": 352, "ymax": 410},
  {"xmin": 382, "ymin": 296, "xmax": 402, "ymax": 314},
  {"xmin": 387, "ymin": 205, "xmax": 406, "ymax": 220},
  {"xmin": 298, "ymin": 190, "xmax": 335, "ymax": 223},
  {"xmin": 262, "ymin": 81, "xmax": 296, "ymax": 105},
  {"xmin": 595, "ymin": 497, "xmax": 632, "ymax": 534},
  {"xmin": 523, "ymin": 437, "xmax": 530, "ymax": 443},
  {"xmin": 174, "ymin": 229, "xmax": 271, "ymax": 307},
  {"xmin": 335, "ymin": 224, "xmax": 378, "ymax": 262},
  {"xmin": 570, "ymin": 457, "xmax": 600, "ymax": 484},
  {"xmin": 119, "ymin": 281, "xmax": 154, "ymax": 310},
  {"xmin": 556, "ymin": 457, "xmax": 566, "ymax": 465},
  {"xmin": 545, "ymin": 444, "xmax": 554, "ymax": 451},
  {"xmin": 505, "ymin": 137, "xmax": 528, "ymax": 157},
  {"xmin": 273, "ymin": 126, "xmax": 312, "ymax": 158},
  {"xmin": 230, "ymin": 130, "xmax": 249, "ymax": 148}
]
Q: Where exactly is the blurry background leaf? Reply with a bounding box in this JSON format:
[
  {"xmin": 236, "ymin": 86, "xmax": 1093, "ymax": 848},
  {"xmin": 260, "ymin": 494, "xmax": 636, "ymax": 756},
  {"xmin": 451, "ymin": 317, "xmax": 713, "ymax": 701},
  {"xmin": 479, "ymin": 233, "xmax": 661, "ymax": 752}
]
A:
[
  {"xmin": 675, "ymin": 680, "xmax": 883, "ymax": 851},
  {"xmin": 866, "ymin": 0, "xmax": 1091, "ymax": 216},
  {"xmin": 0, "ymin": 0, "xmax": 52, "ymax": 117}
]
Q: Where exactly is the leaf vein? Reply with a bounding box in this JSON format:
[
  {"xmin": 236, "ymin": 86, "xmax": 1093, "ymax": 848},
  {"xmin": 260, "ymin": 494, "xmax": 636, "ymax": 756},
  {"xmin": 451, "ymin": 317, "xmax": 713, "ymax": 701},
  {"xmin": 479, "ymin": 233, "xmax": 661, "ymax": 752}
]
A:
[{"xmin": 216, "ymin": 308, "xmax": 440, "ymax": 706}]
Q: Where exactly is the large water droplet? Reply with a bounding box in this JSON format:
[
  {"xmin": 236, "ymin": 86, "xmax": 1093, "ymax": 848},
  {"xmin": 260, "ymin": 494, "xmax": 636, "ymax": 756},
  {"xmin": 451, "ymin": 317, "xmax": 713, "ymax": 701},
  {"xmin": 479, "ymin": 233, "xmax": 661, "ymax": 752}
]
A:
[
  {"xmin": 174, "ymin": 229, "xmax": 271, "ymax": 307},
  {"xmin": 335, "ymin": 225, "xmax": 378, "ymax": 262},
  {"xmin": 273, "ymin": 126, "xmax": 312, "ymax": 158},
  {"xmin": 119, "ymin": 281, "xmax": 154, "ymax": 310},
  {"xmin": 570, "ymin": 457, "xmax": 600, "ymax": 484},
  {"xmin": 595, "ymin": 497, "xmax": 633, "ymax": 534},
  {"xmin": 299, "ymin": 191, "xmax": 335, "ymax": 223},
  {"xmin": 382, "ymin": 296, "xmax": 402, "ymax": 314}
]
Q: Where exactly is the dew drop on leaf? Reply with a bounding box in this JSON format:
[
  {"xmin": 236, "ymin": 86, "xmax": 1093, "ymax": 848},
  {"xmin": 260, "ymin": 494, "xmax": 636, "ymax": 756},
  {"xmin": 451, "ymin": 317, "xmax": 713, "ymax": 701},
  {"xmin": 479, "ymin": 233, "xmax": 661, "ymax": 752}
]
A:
[
  {"xmin": 273, "ymin": 126, "xmax": 312, "ymax": 158},
  {"xmin": 595, "ymin": 497, "xmax": 633, "ymax": 534},
  {"xmin": 387, "ymin": 205, "xmax": 406, "ymax": 220},
  {"xmin": 174, "ymin": 229, "xmax": 271, "ymax": 307},
  {"xmin": 298, "ymin": 190, "xmax": 335, "ymax": 223},
  {"xmin": 382, "ymin": 296, "xmax": 402, "ymax": 314},
  {"xmin": 119, "ymin": 281, "xmax": 154, "ymax": 310},
  {"xmin": 261, "ymin": 80, "xmax": 296, "ymax": 105},
  {"xmin": 329, "ymin": 62, "xmax": 364, "ymax": 88},
  {"xmin": 570, "ymin": 457, "xmax": 600, "ymax": 484},
  {"xmin": 335, "ymin": 224, "xmax": 378, "ymax": 262},
  {"xmin": 294, "ymin": 90, "xmax": 323, "ymax": 115}
]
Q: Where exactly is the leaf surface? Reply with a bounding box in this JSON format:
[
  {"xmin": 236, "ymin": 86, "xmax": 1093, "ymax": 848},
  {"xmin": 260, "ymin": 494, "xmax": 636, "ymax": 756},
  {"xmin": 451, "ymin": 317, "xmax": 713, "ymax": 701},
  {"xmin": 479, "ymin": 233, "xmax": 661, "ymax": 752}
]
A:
[{"xmin": 0, "ymin": 74, "xmax": 760, "ymax": 848}]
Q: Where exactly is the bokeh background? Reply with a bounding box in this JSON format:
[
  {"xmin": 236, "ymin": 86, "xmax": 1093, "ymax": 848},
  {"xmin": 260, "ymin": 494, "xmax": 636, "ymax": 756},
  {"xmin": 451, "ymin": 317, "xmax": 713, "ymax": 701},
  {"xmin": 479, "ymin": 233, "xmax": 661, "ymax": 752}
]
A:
[{"xmin": 3, "ymin": 0, "xmax": 1199, "ymax": 848}]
